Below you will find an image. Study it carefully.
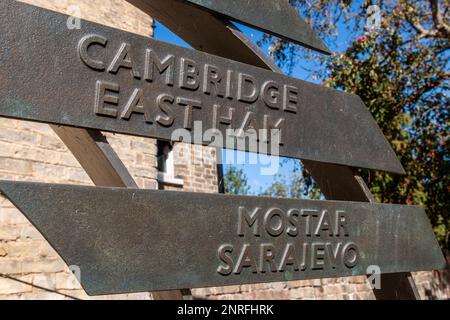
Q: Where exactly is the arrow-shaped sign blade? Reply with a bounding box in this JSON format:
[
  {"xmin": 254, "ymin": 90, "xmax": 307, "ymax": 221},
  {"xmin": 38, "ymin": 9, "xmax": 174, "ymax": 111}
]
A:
[
  {"xmin": 183, "ymin": 0, "xmax": 331, "ymax": 54},
  {"xmin": 0, "ymin": 1, "xmax": 404, "ymax": 174},
  {"xmin": 0, "ymin": 181, "xmax": 445, "ymax": 295}
]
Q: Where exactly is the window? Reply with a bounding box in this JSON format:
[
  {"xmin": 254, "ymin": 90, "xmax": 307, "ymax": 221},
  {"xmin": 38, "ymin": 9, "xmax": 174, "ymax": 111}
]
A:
[{"xmin": 156, "ymin": 140, "xmax": 183, "ymax": 186}]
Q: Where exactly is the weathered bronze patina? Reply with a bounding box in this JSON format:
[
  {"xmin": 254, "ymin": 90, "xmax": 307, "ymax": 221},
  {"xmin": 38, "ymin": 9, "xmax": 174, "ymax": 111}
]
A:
[
  {"xmin": 0, "ymin": 181, "xmax": 445, "ymax": 295},
  {"xmin": 0, "ymin": 0, "xmax": 404, "ymax": 174},
  {"xmin": 182, "ymin": 0, "xmax": 331, "ymax": 54}
]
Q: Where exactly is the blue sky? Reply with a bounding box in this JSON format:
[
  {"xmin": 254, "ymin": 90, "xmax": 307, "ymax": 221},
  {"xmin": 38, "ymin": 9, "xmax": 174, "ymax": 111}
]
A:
[{"xmin": 153, "ymin": 17, "xmax": 356, "ymax": 194}]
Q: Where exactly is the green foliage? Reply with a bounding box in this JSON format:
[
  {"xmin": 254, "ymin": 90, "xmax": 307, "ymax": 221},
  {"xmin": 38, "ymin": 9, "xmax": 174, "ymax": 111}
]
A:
[
  {"xmin": 261, "ymin": 0, "xmax": 450, "ymax": 248},
  {"xmin": 223, "ymin": 166, "xmax": 250, "ymax": 195},
  {"xmin": 260, "ymin": 160, "xmax": 322, "ymax": 200}
]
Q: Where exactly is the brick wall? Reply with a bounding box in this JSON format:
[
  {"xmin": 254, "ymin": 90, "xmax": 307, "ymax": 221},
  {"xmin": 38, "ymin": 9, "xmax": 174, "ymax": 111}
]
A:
[
  {"xmin": 0, "ymin": 119, "xmax": 157, "ymax": 299},
  {"xmin": 1, "ymin": 0, "xmax": 448, "ymax": 300},
  {"xmin": 0, "ymin": 0, "xmax": 156, "ymax": 300},
  {"xmin": 159, "ymin": 143, "xmax": 218, "ymax": 193},
  {"xmin": 18, "ymin": 0, "xmax": 153, "ymax": 37},
  {"xmin": 193, "ymin": 271, "xmax": 450, "ymax": 300}
]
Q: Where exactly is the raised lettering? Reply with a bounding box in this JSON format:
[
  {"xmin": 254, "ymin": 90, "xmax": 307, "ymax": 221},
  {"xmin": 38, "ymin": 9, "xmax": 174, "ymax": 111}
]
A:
[
  {"xmin": 342, "ymin": 242, "xmax": 359, "ymax": 268},
  {"xmin": 107, "ymin": 43, "xmax": 140, "ymax": 78},
  {"xmin": 279, "ymin": 243, "xmax": 300, "ymax": 271},
  {"xmin": 78, "ymin": 34, "xmax": 107, "ymax": 71},
  {"xmin": 315, "ymin": 210, "xmax": 334, "ymax": 236},
  {"xmin": 120, "ymin": 88, "xmax": 152, "ymax": 122},
  {"xmin": 336, "ymin": 211, "xmax": 349, "ymax": 236},
  {"xmin": 237, "ymin": 73, "xmax": 258, "ymax": 103},
  {"xmin": 179, "ymin": 57, "xmax": 199, "ymax": 90},
  {"xmin": 217, "ymin": 244, "xmax": 234, "ymax": 276},
  {"xmin": 234, "ymin": 244, "xmax": 258, "ymax": 274},
  {"xmin": 263, "ymin": 115, "xmax": 285, "ymax": 145},
  {"xmin": 156, "ymin": 94, "xmax": 174, "ymax": 127},
  {"xmin": 94, "ymin": 80, "xmax": 119, "ymax": 118},
  {"xmin": 203, "ymin": 64, "xmax": 224, "ymax": 97},
  {"xmin": 283, "ymin": 85, "xmax": 298, "ymax": 113},
  {"xmin": 237, "ymin": 206, "xmax": 260, "ymax": 237},
  {"xmin": 259, "ymin": 244, "xmax": 277, "ymax": 273},
  {"xmin": 286, "ymin": 209, "xmax": 300, "ymax": 237},
  {"xmin": 144, "ymin": 50, "xmax": 174, "ymax": 85},
  {"xmin": 212, "ymin": 104, "xmax": 234, "ymax": 130},
  {"xmin": 264, "ymin": 207, "xmax": 285, "ymax": 237},
  {"xmin": 177, "ymin": 97, "xmax": 202, "ymax": 130},
  {"xmin": 261, "ymin": 80, "xmax": 281, "ymax": 109},
  {"xmin": 311, "ymin": 242, "xmax": 326, "ymax": 270},
  {"xmin": 301, "ymin": 209, "xmax": 319, "ymax": 236}
]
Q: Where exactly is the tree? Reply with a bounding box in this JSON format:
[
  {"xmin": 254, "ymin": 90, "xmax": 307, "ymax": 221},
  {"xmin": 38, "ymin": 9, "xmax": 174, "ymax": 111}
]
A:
[
  {"xmin": 261, "ymin": 0, "xmax": 449, "ymax": 248},
  {"xmin": 223, "ymin": 166, "xmax": 250, "ymax": 195},
  {"xmin": 261, "ymin": 160, "xmax": 322, "ymax": 200}
]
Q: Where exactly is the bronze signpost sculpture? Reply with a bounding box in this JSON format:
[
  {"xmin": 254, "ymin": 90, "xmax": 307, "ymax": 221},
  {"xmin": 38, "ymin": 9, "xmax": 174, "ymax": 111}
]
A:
[{"xmin": 0, "ymin": 0, "xmax": 446, "ymax": 299}]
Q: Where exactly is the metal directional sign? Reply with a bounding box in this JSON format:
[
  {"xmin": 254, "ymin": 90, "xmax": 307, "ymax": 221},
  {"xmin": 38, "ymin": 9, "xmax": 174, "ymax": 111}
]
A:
[
  {"xmin": 182, "ymin": 0, "xmax": 331, "ymax": 54},
  {"xmin": 0, "ymin": 0, "xmax": 404, "ymax": 174},
  {"xmin": 1, "ymin": 0, "xmax": 445, "ymax": 300},
  {"xmin": 0, "ymin": 181, "xmax": 445, "ymax": 295}
]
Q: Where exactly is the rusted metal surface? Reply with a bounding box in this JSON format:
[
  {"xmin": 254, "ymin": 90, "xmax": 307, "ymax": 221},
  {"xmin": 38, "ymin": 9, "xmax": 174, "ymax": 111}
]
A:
[
  {"xmin": 0, "ymin": 0, "xmax": 404, "ymax": 174},
  {"xmin": 0, "ymin": 181, "xmax": 445, "ymax": 295},
  {"xmin": 182, "ymin": 0, "xmax": 330, "ymax": 54}
]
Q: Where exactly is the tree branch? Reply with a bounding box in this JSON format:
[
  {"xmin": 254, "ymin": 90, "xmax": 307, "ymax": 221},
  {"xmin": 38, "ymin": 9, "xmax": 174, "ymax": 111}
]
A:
[
  {"xmin": 404, "ymin": 0, "xmax": 450, "ymax": 40},
  {"xmin": 430, "ymin": 0, "xmax": 450, "ymax": 39},
  {"xmin": 405, "ymin": 12, "xmax": 438, "ymax": 39}
]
